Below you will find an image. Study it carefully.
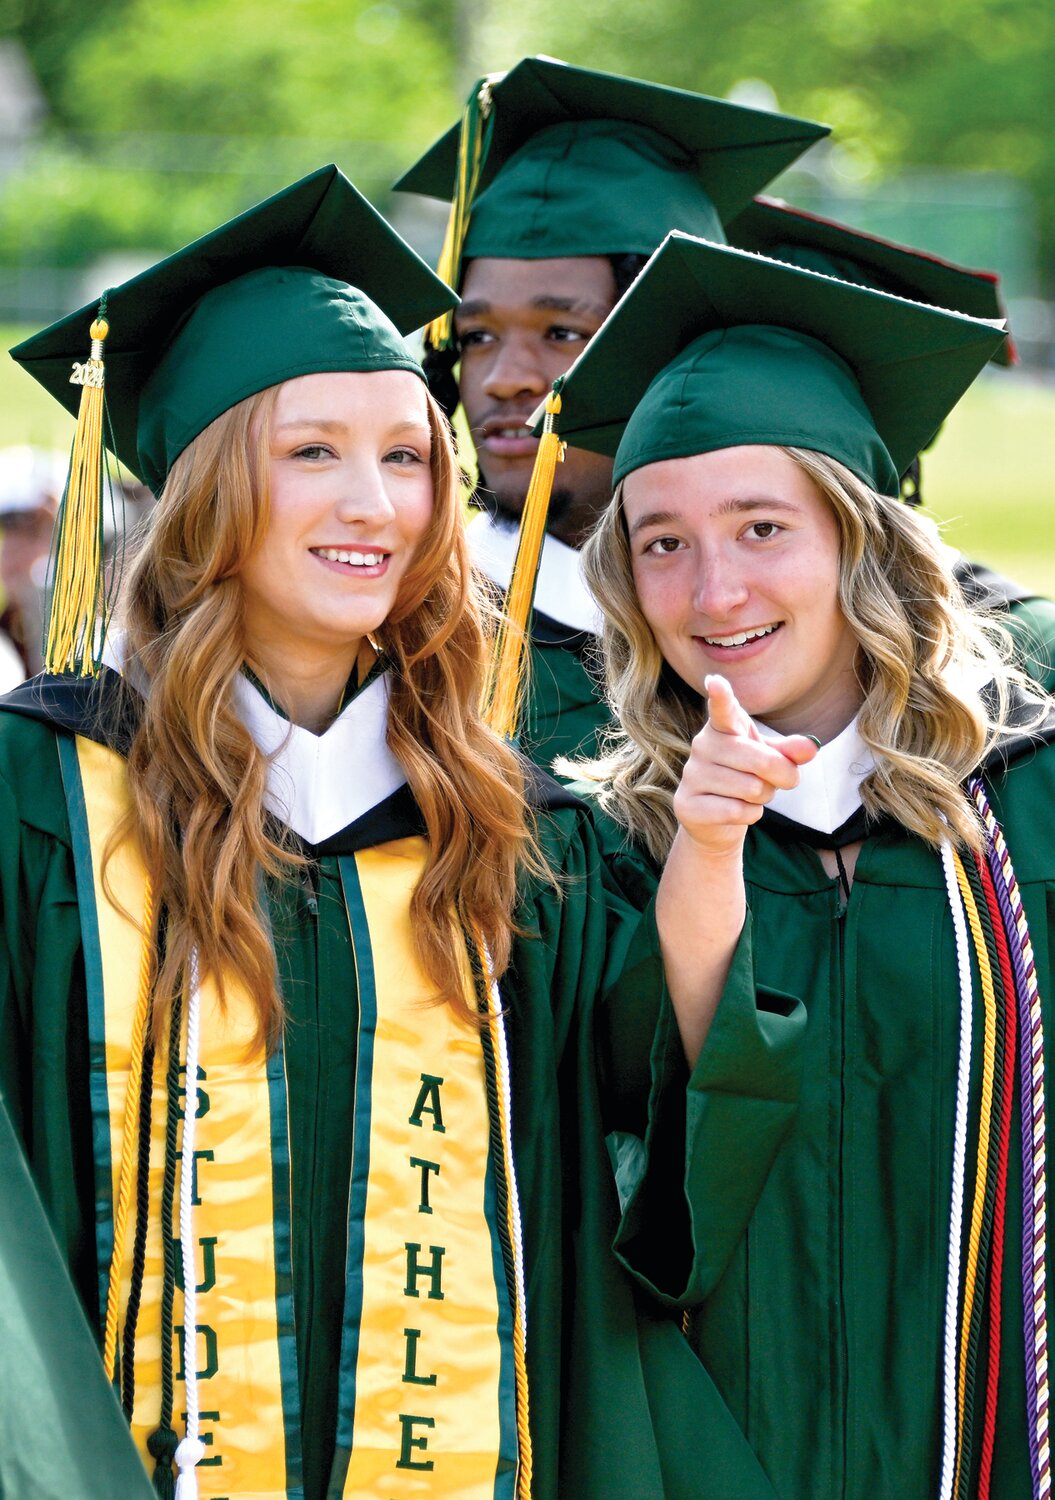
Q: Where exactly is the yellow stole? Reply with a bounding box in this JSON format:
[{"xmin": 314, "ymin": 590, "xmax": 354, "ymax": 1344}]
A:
[{"xmin": 58, "ymin": 734, "xmax": 523, "ymax": 1499}]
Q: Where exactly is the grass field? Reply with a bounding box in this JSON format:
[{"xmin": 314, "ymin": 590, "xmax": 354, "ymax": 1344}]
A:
[
  {"xmin": 3, "ymin": 325, "xmax": 1052, "ymax": 595},
  {"xmin": 921, "ymin": 372, "xmax": 1055, "ymax": 596}
]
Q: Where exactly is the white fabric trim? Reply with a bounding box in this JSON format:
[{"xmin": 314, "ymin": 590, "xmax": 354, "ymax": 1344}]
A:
[
  {"xmin": 232, "ymin": 671, "xmax": 406, "ymax": 846},
  {"xmin": 758, "ymin": 714, "xmax": 875, "ymax": 837},
  {"xmin": 102, "ymin": 631, "xmax": 406, "ymax": 844},
  {"xmin": 0, "ymin": 631, "xmax": 25, "ymax": 693},
  {"xmin": 466, "ymin": 510, "xmax": 603, "ymax": 636},
  {"xmin": 100, "ymin": 628, "xmax": 148, "ymax": 695}
]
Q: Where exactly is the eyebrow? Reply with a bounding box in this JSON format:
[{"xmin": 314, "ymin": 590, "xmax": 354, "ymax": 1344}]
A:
[
  {"xmin": 274, "ymin": 417, "xmax": 430, "ymax": 436},
  {"xmin": 628, "ymin": 508, "xmax": 681, "ymax": 538},
  {"xmin": 628, "ymin": 496, "xmax": 801, "ymax": 537},
  {"xmin": 275, "ymin": 417, "xmax": 347, "ymax": 433},
  {"xmin": 455, "ymin": 295, "xmax": 612, "ymax": 320},
  {"xmin": 714, "ymin": 496, "xmax": 801, "ymax": 517}
]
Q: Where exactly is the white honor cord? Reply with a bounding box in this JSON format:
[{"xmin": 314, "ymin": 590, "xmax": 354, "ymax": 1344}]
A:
[
  {"xmin": 175, "ymin": 950, "xmax": 206, "ymax": 1500},
  {"xmin": 938, "ymin": 838, "xmax": 974, "ymax": 1500}
]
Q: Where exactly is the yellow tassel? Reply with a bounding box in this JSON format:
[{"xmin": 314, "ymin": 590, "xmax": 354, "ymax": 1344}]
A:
[
  {"xmin": 485, "ymin": 388, "xmax": 565, "ymax": 740},
  {"xmin": 45, "ymin": 311, "xmax": 110, "ymax": 676},
  {"xmin": 425, "ymin": 76, "xmax": 495, "ymax": 350}
]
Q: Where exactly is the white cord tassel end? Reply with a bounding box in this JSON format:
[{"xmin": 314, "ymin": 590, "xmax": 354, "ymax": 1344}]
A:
[{"xmin": 174, "ymin": 1435, "xmax": 206, "ymax": 1499}]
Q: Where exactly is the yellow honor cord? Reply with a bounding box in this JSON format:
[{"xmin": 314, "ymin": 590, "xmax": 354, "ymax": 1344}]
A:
[
  {"xmin": 484, "ymin": 389, "xmax": 564, "ymax": 741},
  {"xmin": 46, "ymin": 313, "xmax": 110, "ymax": 676},
  {"xmin": 425, "ymin": 77, "xmax": 495, "ymax": 351},
  {"xmin": 102, "ymin": 873, "xmax": 155, "ymax": 1384},
  {"xmin": 950, "ymin": 847, "xmax": 998, "ymax": 1497}
]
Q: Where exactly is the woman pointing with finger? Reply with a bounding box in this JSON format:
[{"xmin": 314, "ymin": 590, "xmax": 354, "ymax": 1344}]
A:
[
  {"xmin": 657, "ymin": 672, "xmax": 816, "ymax": 1062},
  {"xmin": 551, "ymin": 234, "xmax": 1055, "ymax": 1498}
]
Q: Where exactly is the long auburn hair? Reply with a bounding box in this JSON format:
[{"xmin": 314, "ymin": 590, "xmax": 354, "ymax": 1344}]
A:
[
  {"xmin": 572, "ymin": 446, "xmax": 1033, "ymax": 862},
  {"xmin": 112, "ymin": 380, "xmax": 542, "ymax": 1051}
]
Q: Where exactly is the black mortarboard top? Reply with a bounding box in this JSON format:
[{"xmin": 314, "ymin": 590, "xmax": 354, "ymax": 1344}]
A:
[{"xmin": 728, "ymin": 195, "xmax": 1015, "ymax": 366}]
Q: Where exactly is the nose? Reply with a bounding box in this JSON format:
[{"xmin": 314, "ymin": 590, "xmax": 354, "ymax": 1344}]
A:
[
  {"xmin": 333, "ymin": 457, "xmax": 397, "ymax": 526},
  {"xmin": 691, "ymin": 551, "xmax": 750, "ymax": 620},
  {"xmin": 480, "ymin": 334, "xmax": 549, "ymax": 403}
]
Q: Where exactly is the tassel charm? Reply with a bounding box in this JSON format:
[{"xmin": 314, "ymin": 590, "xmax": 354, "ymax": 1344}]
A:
[
  {"xmin": 425, "ymin": 75, "xmax": 496, "ymax": 349},
  {"xmin": 174, "ymin": 1436, "xmax": 206, "ymax": 1500},
  {"xmin": 45, "ymin": 303, "xmax": 111, "ymax": 676},
  {"xmin": 485, "ymin": 384, "xmax": 565, "ymax": 740}
]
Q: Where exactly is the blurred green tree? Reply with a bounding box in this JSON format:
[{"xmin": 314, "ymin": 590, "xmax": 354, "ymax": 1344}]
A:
[
  {"xmin": 1, "ymin": 0, "xmax": 1052, "ymax": 288},
  {"xmin": 0, "ymin": 0, "xmax": 457, "ymax": 265},
  {"xmin": 474, "ymin": 0, "xmax": 1055, "ymax": 290}
]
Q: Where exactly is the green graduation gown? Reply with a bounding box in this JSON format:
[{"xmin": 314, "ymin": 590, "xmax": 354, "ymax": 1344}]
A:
[
  {"xmin": 464, "ymin": 512, "xmax": 613, "ymax": 772},
  {"xmin": 0, "ymin": 671, "xmax": 805, "ymax": 1500},
  {"xmin": 0, "ymin": 1092, "xmax": 154, "ymax": 1500},
  {"xmin": 956, "ymin": 557, "xmax": 1055, "ymax": 694},
  {"xmin": 523, "ymin": 613, "xmax": 610, "ymax": 769},
  {"xmin": 586, "ymin": 701, "xmax": 1055, "ymax": 1499}
]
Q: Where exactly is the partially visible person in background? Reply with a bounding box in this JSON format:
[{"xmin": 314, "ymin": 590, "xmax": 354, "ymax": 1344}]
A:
[
  {"xmin": 0, "ymin": 444, "xmax": 154, "ymax": 685},
  {"xmin": 394, "ymin": 55, "xmax": 828, "ymax": 767},
  {"xmin": 0, "ymin": 444, "xmax": 66, "ymax": 682}
]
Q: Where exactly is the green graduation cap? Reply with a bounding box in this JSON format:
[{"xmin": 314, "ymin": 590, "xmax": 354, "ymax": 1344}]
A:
[
  {"xmin": 727, "ymin": 196, "xmax": 1015, "ymax": 367},
  {"xmin": 12, "ymin": 163, "xmax": 456, "ymax": 495},
  {"xmin": 546, "ymin": 232, "xmax": 1007, "ymax": 496},
  {"xmin": 9, "ymin": 163, "xmax": 457, "ymax": 676},
  {"xmin": 393, "ymin": 56, "xmax": 828, "ymax": 346}
]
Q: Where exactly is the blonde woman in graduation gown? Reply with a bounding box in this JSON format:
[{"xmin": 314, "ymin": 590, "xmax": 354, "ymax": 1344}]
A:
[{"xmin": 554, "ymin": 230, "xmax": 1055, "ymax": 1499}]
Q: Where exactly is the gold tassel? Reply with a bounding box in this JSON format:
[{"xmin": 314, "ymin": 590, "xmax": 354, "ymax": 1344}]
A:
[
  {"xmin": 425, "ymin": 75, "xmax": 496, "ymax": 350},
  {"xmin": 485, "ymin": 387, "xmax": 565, "ymax": 741},
  {"xmin": 46, "ymin": 309, "xmax": 110, "ymax": 676}
]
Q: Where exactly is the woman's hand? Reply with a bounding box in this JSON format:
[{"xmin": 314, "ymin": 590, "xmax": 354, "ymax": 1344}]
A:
[
  {"xmin": 656, "ymin": 675, "xmax": 817, "ymax": 1066},
  {"xmin": 673, "ymin": 674, "xmax": 818, "ymax": 858}
]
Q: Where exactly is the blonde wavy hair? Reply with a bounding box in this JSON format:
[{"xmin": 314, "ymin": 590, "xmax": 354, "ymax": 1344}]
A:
[
  {"xmin": 574, "ymin": 446, "xmax": 1031, "ymax": 864},
  {"xmin": 112, "ymin": 381, "xmax": 541, "ymax": 1051}
]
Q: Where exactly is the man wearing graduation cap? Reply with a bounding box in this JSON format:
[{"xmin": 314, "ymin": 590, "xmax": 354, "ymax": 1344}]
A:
[
  {"xmin": 394, "ymin": 56, "xmax": 829, "ymax": 767},
  {"xmin": 536, "ymin": 225, "xmax": 1055, "ymax": 1500},
  {"xmin": 727, "ymin": 195, "xmax": 1055, "ymax": 691}
]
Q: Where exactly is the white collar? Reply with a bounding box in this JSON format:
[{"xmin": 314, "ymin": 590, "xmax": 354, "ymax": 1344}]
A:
[
  {"xmin": 758, "ymin": 714, "xmax": 875, "ymax": 837},
  {"xmin": 103, "ymin": 630, "xmax": 407, "ymax": 846},
  {"xmin": 752, "ymin": 651, "xmax": 995, "ymax": 839},
  {"xmin": 232, "ymin": 670, "xmax": 406, "ymax": 846},
  {"xmin": 465, "ymin": 510, "xmax": 604, "ymax": 635}
]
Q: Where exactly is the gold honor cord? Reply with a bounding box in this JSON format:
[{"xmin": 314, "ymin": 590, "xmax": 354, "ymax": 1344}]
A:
[
  {"xmin": 484, "ymin": 387, "xmax": 565, "ymax": 741},
  {"xmin": 46, "ymin": 309, "xmax": 110, "ymax": 676},
  {"xmin": 425, "ymin": 76, "xmax": 495, "ymax": 351},
  {"xmin": 102, "ymin": 873, "xmax": 155, "ymax": 1383}
]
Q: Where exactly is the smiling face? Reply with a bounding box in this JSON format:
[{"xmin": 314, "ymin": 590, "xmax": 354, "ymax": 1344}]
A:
[
  {"xmin": 455, "ymin": 255, "xmax": 619, "ymax": 547},
  {"xmin": 240, "ymin": 369, "xmax": 434, "ymax": 682},
  {"xmin": 623, "ymin": 445, "xmax": 864, "ymax": 742}
]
